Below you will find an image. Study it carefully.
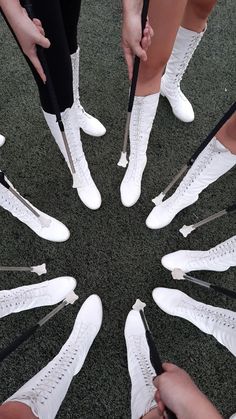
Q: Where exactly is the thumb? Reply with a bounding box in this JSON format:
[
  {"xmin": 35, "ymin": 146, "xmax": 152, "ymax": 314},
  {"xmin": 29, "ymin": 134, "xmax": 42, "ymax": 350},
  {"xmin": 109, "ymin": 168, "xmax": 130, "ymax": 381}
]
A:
[
  {"xmin": 162, "ymin": 362, "xmax": 178, "ymax": 372},
  {"xmin": 36, "ymin": 33, "xmax": 50, "ymax": 49}
]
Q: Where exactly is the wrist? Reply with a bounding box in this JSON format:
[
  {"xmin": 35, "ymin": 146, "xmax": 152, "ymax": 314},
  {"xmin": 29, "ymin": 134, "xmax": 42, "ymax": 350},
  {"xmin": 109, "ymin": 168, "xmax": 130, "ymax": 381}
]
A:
[{"xmin": 122, "ymin": 0, "xmax": 142, "ymax": 16}]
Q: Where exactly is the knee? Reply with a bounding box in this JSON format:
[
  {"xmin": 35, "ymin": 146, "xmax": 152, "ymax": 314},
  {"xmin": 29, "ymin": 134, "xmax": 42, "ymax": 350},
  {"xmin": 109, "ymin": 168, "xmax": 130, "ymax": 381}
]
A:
[
  {"xmin": 188, "ymin": 0, "xmax": 217, "ymax": 21},
  {"xmin": 140, "ymin": 57, "xmax": 169, "ymax": 81}
]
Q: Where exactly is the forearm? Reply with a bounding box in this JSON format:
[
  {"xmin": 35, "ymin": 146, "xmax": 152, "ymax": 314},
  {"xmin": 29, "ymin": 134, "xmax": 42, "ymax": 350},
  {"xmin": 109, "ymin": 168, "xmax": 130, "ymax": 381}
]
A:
[
  {"xmin": 0, "ymin": 0, "xmax": 24, "ymax": 26},
  {"xmin": 122, "ymin": 0, "xmax": 143, "ymax": 16},
  {"xmin": 179, "ymin": 391, "xmax": 223, "ymax": 419}
]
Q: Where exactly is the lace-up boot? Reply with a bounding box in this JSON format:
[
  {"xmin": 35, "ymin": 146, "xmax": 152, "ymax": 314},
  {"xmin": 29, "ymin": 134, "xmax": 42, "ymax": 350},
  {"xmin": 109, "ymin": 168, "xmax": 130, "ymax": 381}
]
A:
[
  {"xmin": 120, "ymin": 93, "xmax": 160, "ymax": 207},
  {"xmin": 43, "ymin": 103, "xmax": 101, "ymax": 210},
  {"xmin": 161, "ymin": 235, "xmax": 236, "ymax": 273},
  {"xmin": 0, "ymin": 134, "xmax": 5, "ymax": 147},
  {"xmin": 0, "ymin": 277, "xmax": 76, "ymax": 319},
  {"xmin": 71, "ymin": 47, "xmax": 106, "ymax": 137},
  {"xmin": 125, "ymin": 310, "xmax": 158, "ymax": 419},
  {"xmin": 161, "ymin": 26, "xmax": 206, "ymax": 122},
  {"xmin": 0, "ymin": 173, "xmax": 70, "ymax": 242},
  {"xmin": 153, "ymin": 288, "xmax": 236, "ymax": 356},
  {"xmin": 5, "ymin": 295, "xmax": 103, "ymax": 419},
  {"xmin": 146, "ymin": 138, "xmax": 236, "ymax": 229}
]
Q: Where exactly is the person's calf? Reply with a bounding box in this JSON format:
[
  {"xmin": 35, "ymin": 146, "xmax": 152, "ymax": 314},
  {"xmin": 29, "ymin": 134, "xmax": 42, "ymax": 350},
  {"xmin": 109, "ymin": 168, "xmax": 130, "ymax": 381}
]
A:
[{"xmin": 0, "ymin": 402, "xmax": 38, "ymax": 419}]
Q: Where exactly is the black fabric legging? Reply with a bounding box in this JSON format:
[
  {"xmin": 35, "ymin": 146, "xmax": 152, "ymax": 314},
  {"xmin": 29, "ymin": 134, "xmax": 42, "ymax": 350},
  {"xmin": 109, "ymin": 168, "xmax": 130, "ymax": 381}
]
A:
[{"xmin": 3, "ymin": 0, "xmax": 82, "ymax": 113}]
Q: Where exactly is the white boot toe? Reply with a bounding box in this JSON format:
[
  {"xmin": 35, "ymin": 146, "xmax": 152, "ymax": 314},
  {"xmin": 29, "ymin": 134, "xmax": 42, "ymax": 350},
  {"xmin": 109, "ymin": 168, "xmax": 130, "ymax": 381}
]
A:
[
  {"xmin": 35, "ymin": 212, "xmax": 70, "ymax": 242},
  {"xmin": 146, "ymin": 201, "xmax": 175, "ymax": 229},
  {"xmin": 0, "ymin": 134, "xmax": 5, "ymax": 147},
  {"xmin": 152, "ymin": 287, "xmax": 184, "ymax": 315},
  {"xmin": 79, "ymin": 111, "xmax": 106, "ymax": 137},
  {"xmin": 171, "ymin": 93, "xmax": 194, "ymax": 123},
  {"xmin": 120, "ymin": 180, "xmax": 141, "ymax": 207},
  {"xmin": 77, "ymin": 185, "xmax": 102, "ymax": 210},
  {"xmin": 47, "ymin": 276, "xmax": 77, "ymax": 305},
  {"xmin": 161, "ymin": 251, "xmax": 189, "ymax": 271}
]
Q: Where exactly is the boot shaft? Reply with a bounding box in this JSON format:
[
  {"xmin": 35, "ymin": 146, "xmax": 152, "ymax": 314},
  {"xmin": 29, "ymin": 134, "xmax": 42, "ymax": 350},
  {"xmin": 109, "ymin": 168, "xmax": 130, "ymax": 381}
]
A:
[{"xmin": 164, "ymin": 26, "xmax": 206, "ymax": 87}]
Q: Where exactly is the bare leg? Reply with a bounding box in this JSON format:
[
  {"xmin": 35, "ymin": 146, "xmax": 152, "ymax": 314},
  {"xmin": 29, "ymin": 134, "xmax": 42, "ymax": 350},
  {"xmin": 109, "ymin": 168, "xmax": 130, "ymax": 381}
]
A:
[
  {"xmin": 0, "ymin": 402, "xmax": 37, "ymax": 419},
  {"xmin": 136, "ymin": 0, "xmax": 188, "ymax": 95},
  {"xmin": 159, "ymin": 0, "xmax": 216, "ymax": 122},
  {"xmin": 182, "ymin": 0, "xmax": 217, "ymax": 32},
  {"xmin": 142, "ymin": 407, "xmax": 162, "ymax": 418},
  {"xmin": 216, "ymin": 114, "xmax": 236, "ymax": 154}
]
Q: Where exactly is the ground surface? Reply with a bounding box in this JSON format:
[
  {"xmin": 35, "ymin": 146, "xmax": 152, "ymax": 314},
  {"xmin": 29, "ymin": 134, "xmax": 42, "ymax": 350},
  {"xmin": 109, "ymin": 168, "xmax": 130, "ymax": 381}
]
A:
[{"xmin": 0, "ymin": 1, "xmax": 235, "ymax": 418}]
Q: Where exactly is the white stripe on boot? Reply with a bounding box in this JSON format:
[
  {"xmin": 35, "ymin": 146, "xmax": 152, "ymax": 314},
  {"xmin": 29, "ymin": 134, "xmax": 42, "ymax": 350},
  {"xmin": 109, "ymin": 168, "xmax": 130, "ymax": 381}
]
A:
[
  {"xmin": 71, "ymin": 47, "xmax": 106, "ymax": 137},
  {"xmin": 125, "ymin": 310, "xmax": 158, "ymax": 419},
  {"xmin": 161, "ymin": 235, "xmax": 236, "ymax": 273},
  {"xmin": 161, "ymin": 26, "xmax": 206, "ymax": 122},
  {"xmin": 153, "ymin": 288, "xmax": 236, "ymax": 357},
  {"xmin": 0, "ymin": 277, "xmax": 76, "ymax": 319},
  {"xmin": 120, "ymin": 93, "xmax": 160, "ymax": 207},
  {"xmin": 146, "ymin": 138, "xmax": 236, "ymax": 229},
  {"xmin": 5, "ymin": 295, "xmax": 103, "ymax": 419},
  {"xmin": 43, "ymin": 103, "xmax": 101, "ymax": 210},
  {"xmin": 0, "ymin": 173, "xmax": 70, "ymax": 242}
]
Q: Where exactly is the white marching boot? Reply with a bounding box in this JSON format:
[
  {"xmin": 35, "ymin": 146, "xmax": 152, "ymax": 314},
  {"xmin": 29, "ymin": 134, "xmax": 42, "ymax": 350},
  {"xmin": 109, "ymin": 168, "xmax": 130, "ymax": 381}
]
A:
[
  {"xmin": 161, "ymin": 26, "xmax": 205, "ymax": 122},
  {"xmin": 0, "ymin": 276, "xmax": 76, "ymax": 319},
  {"xmin": 5, "ymin": 294, "xmax": 103, "ymax": 419},
  {"xmin": 125, "ymin": 310, "xmax": 158, "ymax": 419},
  {"xmin": 43, "ymin": 103, "xmax": 101, "ymax": 210},
  {"xmin": 0, "ymin": 133, "xmax": 6, "ymax": 147},
  {"xmin": 71, "ymin": 47, "xmax": 106, "ymax": 137},
  {"xmin": 146, "ymin": 138, "xmax": 236, "ymax": 229},
  {"xmin": 120, "ymin": 93, "xmax": 160, "ymax": 207},
  {"xmin": 153, "ymin": 288, "xmax": 236, "ymax": 357},
  {"xmin": 161, "ymin": 235, "xmax": 236, "ymax": 273},
  {"xmin": 0, "ymin": 173, "xmax": 70, "ymax": 241}
]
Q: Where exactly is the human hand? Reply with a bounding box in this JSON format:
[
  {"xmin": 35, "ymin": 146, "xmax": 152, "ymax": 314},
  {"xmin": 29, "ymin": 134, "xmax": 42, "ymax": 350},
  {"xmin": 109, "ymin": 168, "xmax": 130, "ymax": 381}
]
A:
[
  {"xmin": 122, "ymin": 1, "xmax": 154, "ymax": 80},
  {"xmin": 153, "ymin": 363, "xmax": 223, "ymax": 419},
  {"xmin": 1, "ymin": 1, "xmax": 50, "ymax": 82}
]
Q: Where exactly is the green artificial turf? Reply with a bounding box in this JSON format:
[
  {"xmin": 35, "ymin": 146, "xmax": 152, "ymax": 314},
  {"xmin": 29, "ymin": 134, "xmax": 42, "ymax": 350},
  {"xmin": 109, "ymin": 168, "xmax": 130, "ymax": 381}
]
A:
[{"xmin": 0, "ymin": 1, "xmax": 235, "ymax": 418}]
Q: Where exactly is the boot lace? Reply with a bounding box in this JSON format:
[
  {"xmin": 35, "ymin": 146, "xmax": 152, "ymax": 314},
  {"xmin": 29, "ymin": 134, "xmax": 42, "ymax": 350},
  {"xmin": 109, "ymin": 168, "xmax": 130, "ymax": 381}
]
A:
[
  {"xmin": 20, "ymin": 322, "xmax": 95, "ymax": 405},
  {"xmin": 128, "ymin": 335, "xmax": 156, "ymax": 417},
  {"xmin": 64, "ymin": 109, "xmax": 92, "ymax": 188},
  {"xmin": 207, "ymin": 236, "xmax": 236, "ymax": 260},
  {"xmin": 0, "ymin": 181, "xmax": 42, "ymax": 229},
  {"xmin": 129, "ymin": 335, "xmax": 155, "ymax": 392},
  {"xmin": 174, "ymin": 34, "xmax": 202, "ymax": 88},
  {"xmin": 182, "ymin": 300, "xmax": 236, "ymax": 330},
  {"xmin": 162, "ymin": 140, "xmax": 216, "ymax": 212},
  {"xmin": 0, "ymin": 284, "xmax": 49, "ymax": 317},
  {"xmin": 126, "ymin": 99, "xmax": 147, "ymax": 182}
]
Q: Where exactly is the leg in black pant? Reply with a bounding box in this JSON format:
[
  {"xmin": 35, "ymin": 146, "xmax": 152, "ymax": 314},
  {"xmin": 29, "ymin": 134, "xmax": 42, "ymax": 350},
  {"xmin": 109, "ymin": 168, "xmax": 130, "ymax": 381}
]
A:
[
  {"xmin": 59, "ymin": 0, "xmax": 106, "ymax": 138},
  {"xmin": 3, "ymin": 0, "xmax": 103, "ymax": 210},
  {"xmin": 39, "ymin": 0, "xmax": 102, "ymax": 210},
  {"xmin": 60, "ymin": 0, "xmax": 82, "ymax": 55},
  {"xmin": 27, "ymin": 0, "xmax": 74, "ymax": 113}
]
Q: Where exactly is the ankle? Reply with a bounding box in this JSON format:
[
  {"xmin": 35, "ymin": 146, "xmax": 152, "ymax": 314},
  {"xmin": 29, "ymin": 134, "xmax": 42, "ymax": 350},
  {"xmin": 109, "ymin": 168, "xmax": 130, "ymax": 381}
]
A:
[{"xmin": 142, "ymin": 407, "xmax": 161, "ymax": 418}]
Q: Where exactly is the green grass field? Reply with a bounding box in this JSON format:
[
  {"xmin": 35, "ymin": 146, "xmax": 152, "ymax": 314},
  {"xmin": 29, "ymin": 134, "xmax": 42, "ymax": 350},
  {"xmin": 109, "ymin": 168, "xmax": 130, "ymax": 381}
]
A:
[{"xmin": 0, "ymin": 1, "xmax": 235, "ymax": 417}]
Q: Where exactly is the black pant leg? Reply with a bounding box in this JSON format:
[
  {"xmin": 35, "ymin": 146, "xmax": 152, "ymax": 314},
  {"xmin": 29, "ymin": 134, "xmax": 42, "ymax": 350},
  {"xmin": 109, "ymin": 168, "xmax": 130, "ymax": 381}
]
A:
[
  {"xmin": 59, "ymin": 0, "xmax": 82, "ymax": 54},
  {"xmin": 31, "ymin": 0, "xmax": 74, "ymax": 113},
  {"xmin": 2, "ymin": 0, "xmax": 73, "ymax": 113}
]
